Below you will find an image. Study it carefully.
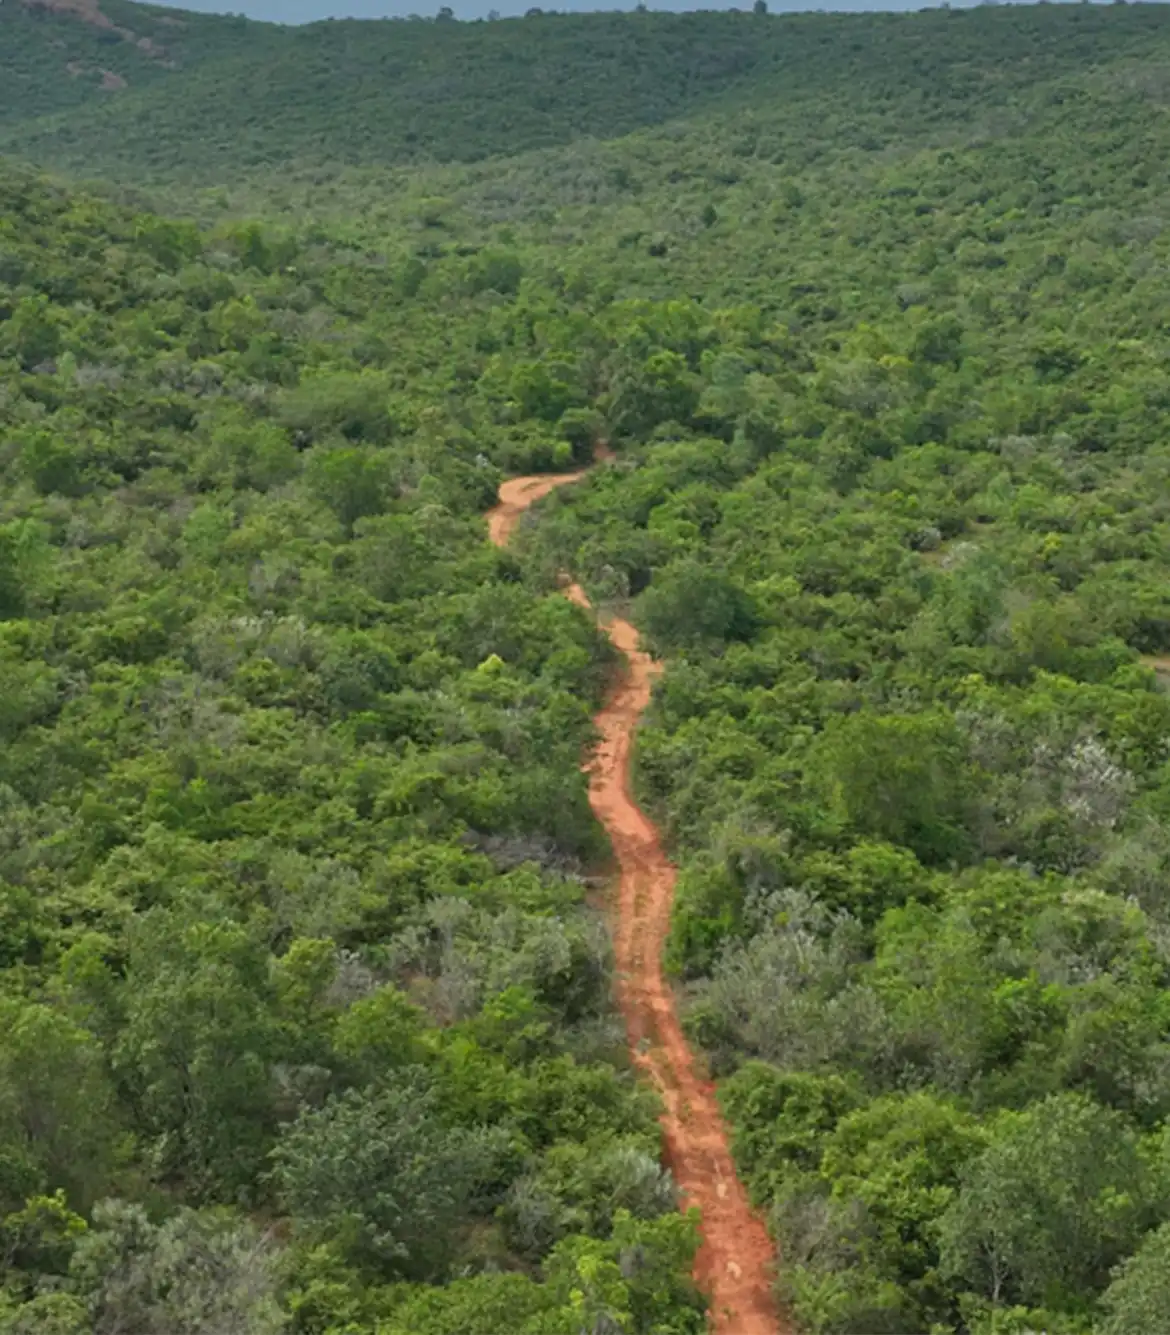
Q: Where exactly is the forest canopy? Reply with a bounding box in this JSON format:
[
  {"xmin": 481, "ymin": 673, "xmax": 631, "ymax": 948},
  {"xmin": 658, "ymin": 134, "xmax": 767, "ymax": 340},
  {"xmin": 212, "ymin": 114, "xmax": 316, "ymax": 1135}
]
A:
[{"xmin": 4, "ymin": 2, "xmax": 1170, "ymax": 1332}]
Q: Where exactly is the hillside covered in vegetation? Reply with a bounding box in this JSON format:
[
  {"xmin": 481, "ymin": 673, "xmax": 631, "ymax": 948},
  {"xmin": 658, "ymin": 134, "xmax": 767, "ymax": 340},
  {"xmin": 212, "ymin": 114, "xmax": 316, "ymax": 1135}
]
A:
[
  {"xmin": 2, "ymin": 1, "xmax": 1170, "ymax": 183},
  {"xmin": 5, "ymin": 2, "xmax": 1170, "ymax": 1333}
]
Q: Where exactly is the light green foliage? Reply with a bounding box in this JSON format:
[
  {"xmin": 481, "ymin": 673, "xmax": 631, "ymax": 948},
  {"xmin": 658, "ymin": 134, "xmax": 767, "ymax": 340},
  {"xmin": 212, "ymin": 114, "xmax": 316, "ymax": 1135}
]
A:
[
  {"xmin": 374, "ymin": 1211, "xmax": 702, "ymax": 1335},
  {"xmin": 736, "ymin": 1087, "xmax": 984, "ymax": 1331},
  {"xmin": 821, "ymin": 1093, "xmax": 986, "ymax": 1288},
  {"xmin": 376, "ymin": 1272, "xmax": 557, "ymax": 1335},
  {"xmin": 720, "ymin": 1065, "xmax": 859, "ymax": 1188},
  {"xmin": 0, "ymin": 1291, "xmax": 91, "ymax": 1335},
  {"xmin": 331, "ymin": 986, "xmax": 427, "ymax": 1084},
  {"xmin": 0, "ymin": 1192, "xmax": 87, "ymax": 1280},
  {"xmin": 541, "ymin": 1210, "xmax": 705, "ymax": 1335},
  {"xmin": 500, "ymin": 1137, "xmax": 676, "ymax": 1258},
  {"xmin": 68, "ymin": 1200, "xmax": 287, "ymax": 1335}
]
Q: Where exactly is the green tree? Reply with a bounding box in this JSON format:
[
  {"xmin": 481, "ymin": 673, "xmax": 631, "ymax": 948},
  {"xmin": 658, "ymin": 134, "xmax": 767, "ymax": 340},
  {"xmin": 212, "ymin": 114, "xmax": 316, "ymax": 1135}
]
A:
[
  {"xmin": 270, "ymin": 1078, "xmax": 507, "ymax": 1278},
  {"xmin": 0, "ymin": 1002, "xmax": 116, "ymax": 1214},
  {"xmin": 637, "ymin": 560, "xmax": 757, "ymax": 652},
  {"xmin": 277, "ymin": 371, "xmax": 394, "ymax": 445},
  {"xmin": 812, "ymin": 710, "xmax": 972, "ymax": 863},
  {"xmin": 114, "ymin": 916, "xmax": 279, "ymax": 1199},
  {"xmin": 0, "ymin": 522, "xmax": 49, "ymax": 622},
  {"xmin": 68, "ymin": 1201, "xmax": 286, "ymax": 1335},
  {"xmin": 820, "ymin": 1092, "xmax": 986, "ymax": 1299},
  {"xmin": 938, "ymin": 1094, "xmax": 1155, "ymax": 1310},
  {"xmin": 376, "ymin": 1273, "xmax": 557, "ymax": 1335},
  {"xmin": 1097, "ymin": 1221, "xmax": 1170, "ymax": 1335},
  {"xmin": 0, "ymin": 1292, "xmax": 90, "ymax": 1335},
  {"xmin": 305, "ymin": 445, "xmax": 390, "ymax": 534},
  {"xmin": 1, "ymin": 296, "xmax": 63, "ymax": 370},
  {"xmin": 332, "ymin": 986, "xmax": 427, "ymax": 1085}
]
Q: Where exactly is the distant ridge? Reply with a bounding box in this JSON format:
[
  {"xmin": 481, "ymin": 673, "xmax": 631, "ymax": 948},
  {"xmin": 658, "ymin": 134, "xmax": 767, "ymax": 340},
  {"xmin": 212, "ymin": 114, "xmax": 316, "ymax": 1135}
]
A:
[{"xmin": 3, "ymin": 1, "xmax": 1169, "ymax": 185}]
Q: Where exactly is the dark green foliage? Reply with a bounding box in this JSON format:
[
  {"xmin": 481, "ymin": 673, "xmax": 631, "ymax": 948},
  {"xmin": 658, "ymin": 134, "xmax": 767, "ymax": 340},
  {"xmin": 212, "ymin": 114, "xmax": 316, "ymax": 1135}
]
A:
[
  {"xmin": 637, "ymin": 560, "xmax": 758, "ymax": 652},
  {"xmin": 938, "ymin": 1094, "xmax": 1159, "ymax": 1310},
  {"xmin": 270, "ymin": 1077, "xmax": 508, "ymax": 1277},
  {"xmin": 812, "ymin": 710, "xmax": 974, "ymax": 864}
]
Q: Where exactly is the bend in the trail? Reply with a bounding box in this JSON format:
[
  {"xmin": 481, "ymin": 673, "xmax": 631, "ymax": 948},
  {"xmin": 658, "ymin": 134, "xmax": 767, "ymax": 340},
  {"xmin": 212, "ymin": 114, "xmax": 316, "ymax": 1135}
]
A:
[
  {"xmin": 486, "ymin": 464, "xmax": 782, "ymax": 1335},
  {"xmin": 488, "ymin": 467, "xmax": 590, "ymax": 548}
]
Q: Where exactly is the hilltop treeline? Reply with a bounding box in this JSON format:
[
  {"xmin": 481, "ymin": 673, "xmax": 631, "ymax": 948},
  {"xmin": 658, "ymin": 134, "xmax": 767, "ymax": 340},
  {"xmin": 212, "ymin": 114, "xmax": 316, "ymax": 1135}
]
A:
[{"xmin": 2, "ymin": 2, "xmax": 1169, "ymax": 182}]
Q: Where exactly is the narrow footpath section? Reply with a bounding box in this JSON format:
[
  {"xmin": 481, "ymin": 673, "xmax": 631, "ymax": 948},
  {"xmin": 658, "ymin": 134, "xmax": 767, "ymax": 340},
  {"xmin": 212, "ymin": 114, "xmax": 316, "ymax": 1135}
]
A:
[{"xmin": 488, "ymin": 470, "xmax": 781, "ymax": 1335}]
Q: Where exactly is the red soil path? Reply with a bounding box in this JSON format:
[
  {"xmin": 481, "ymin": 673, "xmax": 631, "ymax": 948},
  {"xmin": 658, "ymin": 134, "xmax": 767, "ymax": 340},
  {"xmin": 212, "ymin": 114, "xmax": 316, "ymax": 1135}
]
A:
[{"xmin": 488, "ymin": 467, "xmax": 781, "ymax": 1335}]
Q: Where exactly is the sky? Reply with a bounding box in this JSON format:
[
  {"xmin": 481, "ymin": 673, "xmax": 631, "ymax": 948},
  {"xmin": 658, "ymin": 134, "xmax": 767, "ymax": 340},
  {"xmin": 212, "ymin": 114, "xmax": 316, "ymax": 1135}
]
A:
[{"xmin": 149, "ymin": 0, "xmax": 993, "ymax": 27}]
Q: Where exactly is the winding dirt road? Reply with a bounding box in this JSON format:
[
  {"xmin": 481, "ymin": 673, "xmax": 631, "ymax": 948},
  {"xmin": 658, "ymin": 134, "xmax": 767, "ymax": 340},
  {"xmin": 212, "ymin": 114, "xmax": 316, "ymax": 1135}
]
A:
[{"xmin": 488, "ymin": 468, "xmax": 780, "ymax": 1335}]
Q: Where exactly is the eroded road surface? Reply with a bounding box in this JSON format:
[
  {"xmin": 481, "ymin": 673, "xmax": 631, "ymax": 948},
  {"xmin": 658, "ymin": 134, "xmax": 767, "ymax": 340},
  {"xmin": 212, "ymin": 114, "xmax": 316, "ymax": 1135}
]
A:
[{"xmin": 487, "ymin": 466, "xmax": 781, "ymax": 1335}]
